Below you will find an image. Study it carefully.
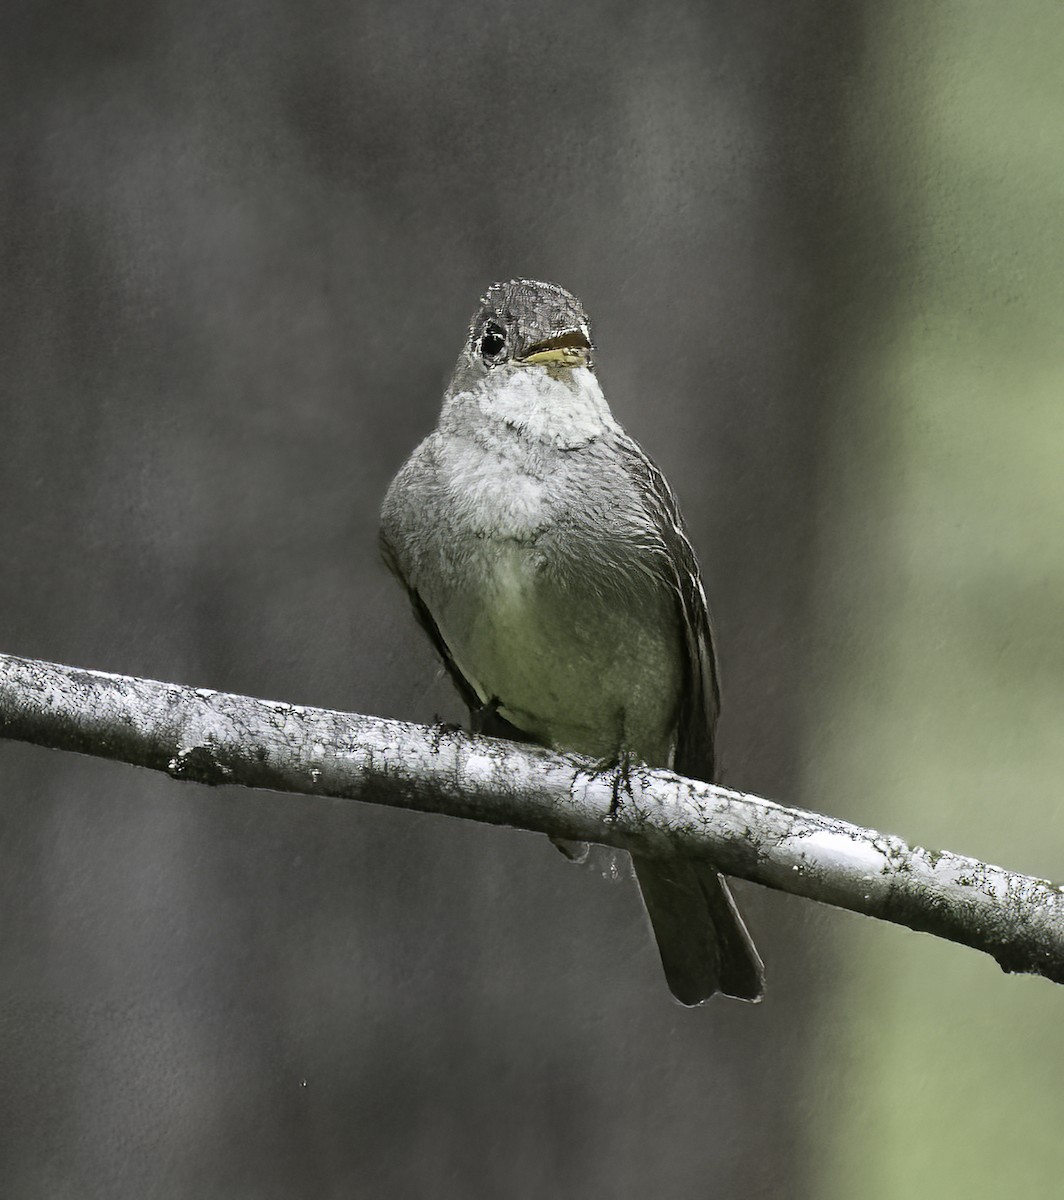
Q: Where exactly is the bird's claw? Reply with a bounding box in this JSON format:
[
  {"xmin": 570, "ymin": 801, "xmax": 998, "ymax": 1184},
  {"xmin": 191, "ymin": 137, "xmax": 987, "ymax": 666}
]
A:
[{"xmin": 590, "ymin": 750, "xmax": 639, "ymax": 820}]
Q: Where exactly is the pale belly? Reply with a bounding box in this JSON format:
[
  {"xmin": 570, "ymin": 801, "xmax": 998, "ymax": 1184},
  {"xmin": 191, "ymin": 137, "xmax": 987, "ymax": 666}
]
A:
[{"xmin": 429, "ymin": 542, "xmax": 683, "ymax": 765}]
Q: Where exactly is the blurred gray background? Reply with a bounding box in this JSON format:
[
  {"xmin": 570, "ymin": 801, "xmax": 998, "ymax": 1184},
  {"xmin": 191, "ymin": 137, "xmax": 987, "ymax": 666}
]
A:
[{"xmin": 2, "ymin": 0, "xmax": 1062, "ymax": 1196}]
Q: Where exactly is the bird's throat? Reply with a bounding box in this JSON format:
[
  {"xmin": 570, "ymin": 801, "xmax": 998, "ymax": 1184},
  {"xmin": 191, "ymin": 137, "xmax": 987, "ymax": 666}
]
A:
[{"xmin": 472, "ymin": 365, "xmax": 616, "ymax": 450}]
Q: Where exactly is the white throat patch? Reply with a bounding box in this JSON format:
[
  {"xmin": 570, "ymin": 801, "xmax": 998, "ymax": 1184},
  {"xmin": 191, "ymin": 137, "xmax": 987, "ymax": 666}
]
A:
[{"xmin": 471, "ymin": 365, "xmax": 618, "ymax": 450}]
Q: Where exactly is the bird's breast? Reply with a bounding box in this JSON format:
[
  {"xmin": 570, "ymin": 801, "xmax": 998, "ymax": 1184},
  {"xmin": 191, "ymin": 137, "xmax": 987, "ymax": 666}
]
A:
[
  {"xmin": 429, "ymin": 533, "xmax": 681, "ymax": 763},
  {"xmin": 446, "ymin": 449, "xmax": 553, "ymax": 542}
]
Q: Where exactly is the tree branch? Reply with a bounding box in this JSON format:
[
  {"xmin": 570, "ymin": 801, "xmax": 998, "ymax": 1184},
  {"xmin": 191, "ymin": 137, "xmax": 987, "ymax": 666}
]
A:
[{"xmin": 1, "ymin": 650, "xmax": 1061, "ymax": 985}]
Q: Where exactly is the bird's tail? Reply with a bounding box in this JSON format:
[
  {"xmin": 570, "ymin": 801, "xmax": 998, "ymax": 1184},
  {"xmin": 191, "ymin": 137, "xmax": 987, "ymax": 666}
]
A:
[{"xmin": 631, "ymin": 855, "xmax": 764, "ymax": 1004}]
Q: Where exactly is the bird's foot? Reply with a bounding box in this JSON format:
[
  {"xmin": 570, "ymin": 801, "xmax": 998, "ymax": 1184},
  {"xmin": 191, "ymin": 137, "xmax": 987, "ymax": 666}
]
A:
[
  {"xmin": 590, "ymin": 749, "xmax": 639, "ymax": 821},
  {"xmin": 428, "ymin": 719, "xmax": 465, "ymax": 752},
  {"xmin": 469, "ymin": 696, "xmax": 501, "ymax": 735}
]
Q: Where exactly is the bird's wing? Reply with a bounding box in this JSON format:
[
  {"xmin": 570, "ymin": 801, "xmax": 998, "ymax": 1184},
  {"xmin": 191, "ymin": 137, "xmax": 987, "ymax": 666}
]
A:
[
  {"xmin": 608, "ymin": 431, "xmax": 720, "ymax": 782},
  {"xmin": 379, "ymin": 527, "xmax": 531, "ymax": 742},
  {"xmin": 379, "ymin": 527, "xmax": 481, "ymax": 714},
  {"xmin": 609, "ymin": 432, "xmax": 764, "ymax": 1003}
]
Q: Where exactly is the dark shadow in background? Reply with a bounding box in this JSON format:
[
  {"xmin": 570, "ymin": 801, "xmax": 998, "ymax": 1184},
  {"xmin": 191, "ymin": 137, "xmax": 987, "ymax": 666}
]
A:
[{"xmin": 1, "ymin": 0, "xmax": 869, "ymax": 1195}]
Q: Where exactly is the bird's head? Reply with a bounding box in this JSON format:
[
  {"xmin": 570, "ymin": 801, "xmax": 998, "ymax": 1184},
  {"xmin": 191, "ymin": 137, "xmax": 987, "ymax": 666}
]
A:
[{"xmin": 466, "ymin": 279, "xmax": 593, "ymax": 373}]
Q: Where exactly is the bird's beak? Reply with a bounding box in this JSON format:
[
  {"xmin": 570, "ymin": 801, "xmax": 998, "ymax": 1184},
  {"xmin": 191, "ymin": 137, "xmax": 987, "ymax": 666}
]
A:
[{"xmin": 517, "ymin": 328, "xmax": 591, "ymax": 367}]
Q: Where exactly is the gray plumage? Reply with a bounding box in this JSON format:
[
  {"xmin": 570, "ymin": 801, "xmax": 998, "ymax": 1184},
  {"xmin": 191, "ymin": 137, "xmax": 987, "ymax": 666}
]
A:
[{"xmin": 380, "ymin": 279, "xmax": 764, "ymax": 1004}]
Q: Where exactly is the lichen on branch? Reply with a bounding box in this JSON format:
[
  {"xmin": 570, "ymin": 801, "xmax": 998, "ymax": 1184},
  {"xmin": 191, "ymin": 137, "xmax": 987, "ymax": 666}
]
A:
[{"xmin": 1, "ymin": 651, "xmax": 1063, "ymax": 985}]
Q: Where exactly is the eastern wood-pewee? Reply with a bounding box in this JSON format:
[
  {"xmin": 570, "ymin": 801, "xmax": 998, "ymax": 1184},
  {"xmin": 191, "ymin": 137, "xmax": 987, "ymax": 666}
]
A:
[{"xmin": 381, "ymin": 279, "xmax": 763, "ymax": 1004}]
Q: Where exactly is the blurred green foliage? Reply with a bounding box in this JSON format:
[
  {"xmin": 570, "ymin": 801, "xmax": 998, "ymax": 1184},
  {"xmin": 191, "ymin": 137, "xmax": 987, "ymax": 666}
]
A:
[{"xmin": 808, "ymin": 4, "xmax": 1064, "ymax": 1194}]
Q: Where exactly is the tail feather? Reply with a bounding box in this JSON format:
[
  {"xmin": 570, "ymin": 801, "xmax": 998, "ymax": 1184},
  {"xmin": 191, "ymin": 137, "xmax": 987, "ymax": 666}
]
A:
[{"xmin": 632, "ymin": 855, "xmax": 764, "ymax": 1005}]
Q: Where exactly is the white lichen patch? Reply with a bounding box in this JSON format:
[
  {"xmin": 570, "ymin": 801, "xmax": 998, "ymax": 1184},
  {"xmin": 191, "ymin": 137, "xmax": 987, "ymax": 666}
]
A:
[{"xmin": 793, "ymin": 829, "xmax": 890, "ymax": 877}]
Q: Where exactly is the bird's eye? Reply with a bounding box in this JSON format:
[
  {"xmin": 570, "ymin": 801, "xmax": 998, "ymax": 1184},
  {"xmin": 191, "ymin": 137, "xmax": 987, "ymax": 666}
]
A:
[{"xmin": 480, "ymin": 322, "xmax": 506, "ymax": 362}]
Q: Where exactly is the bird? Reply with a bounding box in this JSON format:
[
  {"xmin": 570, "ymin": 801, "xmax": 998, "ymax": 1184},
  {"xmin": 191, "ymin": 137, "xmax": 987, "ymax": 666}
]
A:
[{"xmin": 380, "ymin": 278, "xmax": 764, "ymax": 1004}]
